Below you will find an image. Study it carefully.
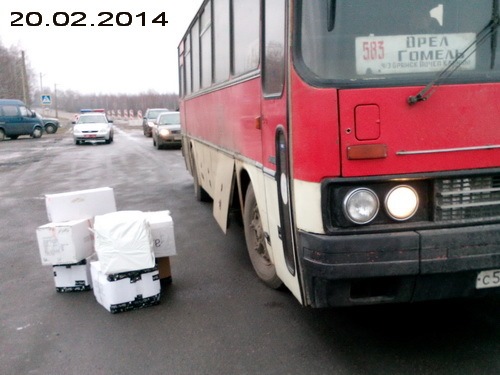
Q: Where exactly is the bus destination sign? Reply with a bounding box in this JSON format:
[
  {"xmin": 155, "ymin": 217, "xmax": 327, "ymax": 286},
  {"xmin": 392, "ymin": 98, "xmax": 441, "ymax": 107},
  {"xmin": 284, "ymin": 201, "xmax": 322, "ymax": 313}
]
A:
[{"xmin": 355, "ymin": 33, "xmax": 476, "ymax": 75}]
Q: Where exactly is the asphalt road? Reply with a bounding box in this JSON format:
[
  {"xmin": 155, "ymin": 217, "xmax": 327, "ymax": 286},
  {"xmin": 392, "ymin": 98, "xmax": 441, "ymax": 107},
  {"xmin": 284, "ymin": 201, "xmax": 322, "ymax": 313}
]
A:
[{"xmin": 0, "ymin": 120, "xmax": 499, "ymax": 375}]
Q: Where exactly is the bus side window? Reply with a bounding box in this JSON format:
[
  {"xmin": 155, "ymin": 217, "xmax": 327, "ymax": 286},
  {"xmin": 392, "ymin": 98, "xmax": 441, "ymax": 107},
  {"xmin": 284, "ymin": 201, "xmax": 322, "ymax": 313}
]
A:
[
  {"xmin": 213, "ymin": 0, "xmax": 230, "ymax": 83},
  {"xmin": 263, "ymin": 0, "xmax": 286, "ymax": 97},
  {"xmin": 233, "ymin": 0, "xmax": 260, "ymax": 76}
]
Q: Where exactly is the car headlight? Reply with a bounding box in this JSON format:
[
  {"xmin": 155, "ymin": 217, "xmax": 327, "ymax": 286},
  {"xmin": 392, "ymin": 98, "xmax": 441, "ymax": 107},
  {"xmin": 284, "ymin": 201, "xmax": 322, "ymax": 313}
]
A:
[
  {"xmin": 385, "ymin": 185, "xmax": 419, "ymax": 221},
  {"xmin": 159, "ymin": 129, "xmax": 171, "ymax": 137},
  {"xmin": 343, "ymin": 188, "xmax": 379, "ymax": 225}
]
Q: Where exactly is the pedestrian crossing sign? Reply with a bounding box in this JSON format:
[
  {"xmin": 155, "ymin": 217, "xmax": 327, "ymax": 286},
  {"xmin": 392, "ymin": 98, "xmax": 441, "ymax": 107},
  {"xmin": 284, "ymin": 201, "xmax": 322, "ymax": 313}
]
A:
[{"xmin": 41, "ymin": 95, "xmax": 52, "ymax": 105}]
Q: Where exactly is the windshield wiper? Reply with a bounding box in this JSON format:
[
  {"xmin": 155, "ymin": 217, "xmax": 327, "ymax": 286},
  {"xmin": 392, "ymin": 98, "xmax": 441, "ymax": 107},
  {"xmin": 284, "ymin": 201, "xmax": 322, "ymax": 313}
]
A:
[
  {"xmin": 491, "ymin": 0, "xmax": 499, "ymax": 68},
  {"xmin": 408, "ymin": 0, "xmax": 500, "ymax": 105},
  {"xmin": 327, "ymin": 0, "xmax": 337, "ymax": 32}
]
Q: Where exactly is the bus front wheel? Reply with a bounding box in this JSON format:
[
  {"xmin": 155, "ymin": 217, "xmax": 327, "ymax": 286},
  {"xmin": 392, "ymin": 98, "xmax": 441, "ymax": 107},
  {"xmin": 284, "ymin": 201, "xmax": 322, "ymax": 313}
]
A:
[{"xmin": 243, "ymin": 184, "xmax": 282, "ymax": 289}]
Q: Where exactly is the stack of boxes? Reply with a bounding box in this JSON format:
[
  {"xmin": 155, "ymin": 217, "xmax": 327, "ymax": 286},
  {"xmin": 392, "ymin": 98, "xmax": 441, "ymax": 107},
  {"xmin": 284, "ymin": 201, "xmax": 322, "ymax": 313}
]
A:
[
  {"xmin": 36, "ymin": 187, "xmax": 116, "ymax": 292},
  {"xmin": 36, "ymin": 187, "xmax": 176, "ymax": 313}
]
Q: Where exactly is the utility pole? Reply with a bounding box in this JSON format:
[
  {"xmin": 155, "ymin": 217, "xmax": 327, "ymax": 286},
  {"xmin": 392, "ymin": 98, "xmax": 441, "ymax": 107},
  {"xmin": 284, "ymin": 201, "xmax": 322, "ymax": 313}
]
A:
[
  {"xmin": 40, "ymin": 73, "xmax": 45, "ymax": 92},
  {"xmin": 20, "ymin": 51, "xmax": 29, "ymax": 104},
  {"xmin": 54, "ymin": 83, "xmax": 59, "ymax": 118}
]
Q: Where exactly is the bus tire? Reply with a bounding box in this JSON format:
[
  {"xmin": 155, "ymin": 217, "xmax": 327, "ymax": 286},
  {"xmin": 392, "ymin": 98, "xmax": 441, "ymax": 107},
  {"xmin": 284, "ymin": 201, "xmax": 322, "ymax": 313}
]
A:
[
  {"xmin": 243, "ymin": 184, "xmax": 282, "ymax": 289},
  {"xmin": 192, "ymin": 159, "xmax": 210, "ymax": 202}
]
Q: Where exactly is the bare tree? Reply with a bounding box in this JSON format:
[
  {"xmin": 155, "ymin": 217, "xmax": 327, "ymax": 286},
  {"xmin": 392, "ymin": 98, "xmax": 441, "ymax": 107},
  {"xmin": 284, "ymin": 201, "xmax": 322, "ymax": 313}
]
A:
[{"xmin": 1, "ymin": 39, "xmax": 179, "ymax": 113}]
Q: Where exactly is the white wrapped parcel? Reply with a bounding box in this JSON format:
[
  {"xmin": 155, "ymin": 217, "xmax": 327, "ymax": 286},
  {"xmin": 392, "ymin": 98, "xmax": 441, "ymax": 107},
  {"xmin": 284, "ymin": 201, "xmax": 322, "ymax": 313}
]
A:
[{"xmin": 93, "ymin": 211, "xmax": 154, "ymax": 274}]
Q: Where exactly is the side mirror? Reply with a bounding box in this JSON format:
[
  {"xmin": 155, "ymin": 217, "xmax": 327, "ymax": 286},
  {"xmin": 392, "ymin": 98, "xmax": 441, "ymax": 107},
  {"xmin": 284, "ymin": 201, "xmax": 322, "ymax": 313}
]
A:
[{"xmin": 31, "ymin": 111, "xmax": 37, "ymax": 118}]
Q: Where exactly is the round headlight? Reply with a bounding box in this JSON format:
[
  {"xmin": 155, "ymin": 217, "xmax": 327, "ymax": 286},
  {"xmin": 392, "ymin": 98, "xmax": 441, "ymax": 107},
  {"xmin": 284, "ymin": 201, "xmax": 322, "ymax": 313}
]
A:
[
  {"xmin": 343, "ymin": 188, "xmax": 379, "ymax": 225},
  {"xmin": 159, "ymin": 129, "xmax": 171, "ymax": 136},
  {"xmin": 385, "ymin": 185, "xmax": 419, "ymax": 221}
]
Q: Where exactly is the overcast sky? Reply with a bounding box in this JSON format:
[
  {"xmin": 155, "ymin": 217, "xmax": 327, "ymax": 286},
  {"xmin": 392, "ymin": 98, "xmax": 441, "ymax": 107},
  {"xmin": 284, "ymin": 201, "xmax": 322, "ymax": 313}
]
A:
[{"xmin": 0, "ymin": 0, "xmax": 204, "ymax": 95}]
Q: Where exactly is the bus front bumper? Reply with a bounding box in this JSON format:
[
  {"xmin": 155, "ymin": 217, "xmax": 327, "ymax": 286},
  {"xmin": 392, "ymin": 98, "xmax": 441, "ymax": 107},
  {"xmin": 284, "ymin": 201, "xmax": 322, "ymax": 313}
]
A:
[{"xmin": 298, "ymin": 223, "xmax": 500, "ymax": 307}]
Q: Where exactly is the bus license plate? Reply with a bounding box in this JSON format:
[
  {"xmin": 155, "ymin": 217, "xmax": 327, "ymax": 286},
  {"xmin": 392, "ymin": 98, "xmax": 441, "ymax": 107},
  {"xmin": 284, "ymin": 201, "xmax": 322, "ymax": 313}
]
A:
[{"xmin": 476, "ymin": 269, "xmax": 500, "ymax": 289}]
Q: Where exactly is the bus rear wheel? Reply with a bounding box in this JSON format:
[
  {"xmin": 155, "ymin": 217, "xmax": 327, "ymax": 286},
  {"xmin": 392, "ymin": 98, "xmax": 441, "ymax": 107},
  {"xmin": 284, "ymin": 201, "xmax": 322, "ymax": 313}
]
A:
[
  {"xmin": 192, "ymin": 157, "xmax": 210, "ymax": 202},
  {"xmin": 243, "ymin": 184, "xmax": 282, "ymax": 289}
]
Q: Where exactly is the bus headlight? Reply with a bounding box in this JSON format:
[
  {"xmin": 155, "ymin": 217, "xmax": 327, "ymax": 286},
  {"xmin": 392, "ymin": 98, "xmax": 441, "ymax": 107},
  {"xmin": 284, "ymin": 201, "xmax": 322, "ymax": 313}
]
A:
[
  {"xmin": 385, "ymin": 185, "xmax": 419, "ymax": 221},
  {"xmin": 343, "ymin": 188, "xmax": 379, "ymax": 225}
]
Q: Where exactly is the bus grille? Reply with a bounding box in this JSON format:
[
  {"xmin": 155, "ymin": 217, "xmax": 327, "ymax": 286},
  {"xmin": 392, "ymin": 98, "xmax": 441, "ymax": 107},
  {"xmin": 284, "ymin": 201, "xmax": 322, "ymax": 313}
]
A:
[{"xmin": 434, "ymin": 175, "xmax": 500, "ymax": 222}]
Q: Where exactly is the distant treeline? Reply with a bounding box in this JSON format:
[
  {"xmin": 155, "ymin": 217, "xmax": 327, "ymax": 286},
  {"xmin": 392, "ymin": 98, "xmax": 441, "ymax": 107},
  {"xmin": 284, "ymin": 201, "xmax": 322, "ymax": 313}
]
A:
[
  {"xmin": 0, "ymin": 39, "xmax": 179, "ymax": 112},
  {"xmin": 41, "ymin": 89, "xmax": 180, "ymax": 114}
]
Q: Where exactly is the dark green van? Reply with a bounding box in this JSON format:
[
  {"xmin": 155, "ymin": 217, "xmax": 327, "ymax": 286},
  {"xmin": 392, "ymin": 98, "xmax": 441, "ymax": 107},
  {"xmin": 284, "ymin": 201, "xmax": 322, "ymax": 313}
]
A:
[{"xmin": 0, "ymin": 99, "xmax": 44, "ymax": 141}]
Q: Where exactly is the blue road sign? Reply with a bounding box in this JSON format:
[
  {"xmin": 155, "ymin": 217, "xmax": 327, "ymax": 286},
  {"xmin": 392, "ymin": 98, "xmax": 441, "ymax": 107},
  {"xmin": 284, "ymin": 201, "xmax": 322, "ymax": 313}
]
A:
[{"xmin": 41, "ymin": 95, "xmax": 52, "ymax": 105}]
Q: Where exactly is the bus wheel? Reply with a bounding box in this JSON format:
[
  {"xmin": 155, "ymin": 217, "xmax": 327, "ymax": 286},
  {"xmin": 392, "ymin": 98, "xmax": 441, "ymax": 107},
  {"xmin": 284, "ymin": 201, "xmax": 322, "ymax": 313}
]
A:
[
  {"xmin": 243, "ymin": 184, "xmax": 282, "ymax": 289},
  {"xmin": 192, "ymin": 159, "xmax": 210, "ymax": 202}
]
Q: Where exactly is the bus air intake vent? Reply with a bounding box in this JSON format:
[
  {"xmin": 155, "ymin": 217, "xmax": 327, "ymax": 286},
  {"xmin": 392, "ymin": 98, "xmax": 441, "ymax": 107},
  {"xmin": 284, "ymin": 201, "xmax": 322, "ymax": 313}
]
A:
[{"xmin": 434, "ymin": 175, "xmax": 500, "ymax": 222}]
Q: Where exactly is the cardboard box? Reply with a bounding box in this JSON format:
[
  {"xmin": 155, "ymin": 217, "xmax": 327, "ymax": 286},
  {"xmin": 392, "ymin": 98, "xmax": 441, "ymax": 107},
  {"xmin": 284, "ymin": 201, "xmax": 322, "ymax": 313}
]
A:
[
  {"xmin": 146, "ymin": 211, "xmax": 177, "ymax": 257},
  {"xmin": 93, "ymin": 211, "xmax": 155, "ymax": 274},
  {"xmin": 37, "ymin": 219, "xmax": 94, "ymax": 266},
  {"xmin": 53, "ymin": 259, "xmax": 92, "ymax": 292},
  {"xmin": 45, "ymin": 187, "xmax": 116, "ymax": 223},
  {"xmin": 90, "ymin": 261, "xmax": 160, "ymax": 313},
  {"xmin": 156, "ymin": 257, "xmax": 172, "ymax": 280}
]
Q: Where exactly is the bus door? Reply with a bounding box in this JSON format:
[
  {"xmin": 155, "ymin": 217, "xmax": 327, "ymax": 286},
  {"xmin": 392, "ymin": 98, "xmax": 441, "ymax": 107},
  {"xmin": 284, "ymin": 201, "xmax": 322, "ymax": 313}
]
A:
[{"xmin": 261, "ymin": 0, "xmax": 303, "ymax": 303}]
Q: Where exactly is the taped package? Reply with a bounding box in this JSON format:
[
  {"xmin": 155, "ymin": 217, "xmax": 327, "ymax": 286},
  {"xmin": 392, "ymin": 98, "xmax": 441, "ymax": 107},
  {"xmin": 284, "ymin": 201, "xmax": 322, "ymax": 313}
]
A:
[
  {"xmin": 45, "ymin": 187, "xmax": 116, "ymax": 223},
  {"xmin": 145, "ymin": 211, "xmax": 177, "ymax": 257},
  {"xmin": 93, "ymin": 211, "xmax": 154, "ymax": 274},
  {"xmin": 53, "ymin": 258, "xmax": 92, "ymax": 292},
  {"xmin": 90, "ymin": 261, "xmax": 160, "ymax": 313},
  {"xmin": 36, "ymin": 218, "xmax": 94, "ymax": 266}
]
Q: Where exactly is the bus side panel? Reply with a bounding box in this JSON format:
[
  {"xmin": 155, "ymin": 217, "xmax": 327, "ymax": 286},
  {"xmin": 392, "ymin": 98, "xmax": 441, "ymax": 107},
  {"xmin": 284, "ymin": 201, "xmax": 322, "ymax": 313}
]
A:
[
  {"xmin": 182, "ymin": 78, "xmax": 263, "ymax": 165},
  {"xmin": 290, "ymin": 69, "xmax": 341, "ymax": 183},
  {"xmin": 180, "ymin": 102, "xmax": 193, "ymax": 173},
  {"xmin": 183, "ymin": 91, "xmax": 233, "ymax": 151}
]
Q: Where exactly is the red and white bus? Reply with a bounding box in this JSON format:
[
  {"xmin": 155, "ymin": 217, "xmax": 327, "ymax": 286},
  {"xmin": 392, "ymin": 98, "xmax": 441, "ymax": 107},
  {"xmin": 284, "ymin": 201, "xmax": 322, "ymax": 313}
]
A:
[{"xmin": 178, "ymin": 0, "xmax": 500, "ymax": 307}]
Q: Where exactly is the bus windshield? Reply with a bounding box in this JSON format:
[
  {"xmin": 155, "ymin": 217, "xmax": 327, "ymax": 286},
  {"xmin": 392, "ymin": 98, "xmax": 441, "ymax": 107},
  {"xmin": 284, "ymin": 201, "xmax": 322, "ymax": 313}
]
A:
[{"xmin": 297, "ymin": 0, "xmax": 500, "ymax": 86}]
